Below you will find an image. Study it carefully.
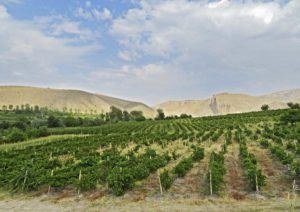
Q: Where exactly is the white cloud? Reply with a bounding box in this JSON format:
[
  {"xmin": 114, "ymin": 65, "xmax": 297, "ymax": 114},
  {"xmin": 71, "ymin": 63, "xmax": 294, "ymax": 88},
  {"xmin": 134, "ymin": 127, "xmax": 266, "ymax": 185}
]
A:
[
  {"xmin": 0, "ymin": 4, "xmax": 99, "ymax": 86},
  {"xmin": 85, "ymin": 1, "xmax": 91, "ymax": 8},
  {"xmin": 75, "ymin": 6, "xmax": 112, "ymax": 21},
  {"xmin": 110, "ymin": 0, "xmax": 300, "ymax": 97},
  {"xmin": 34, "ymin": 15, "xmax": 97, "ymax": 41},
  {"xmin": 90, "ymin": 63, "xmax": 166, "ymax": 81},
  {"xmin": 0, "ymin": 4, "xmax": 8, "ymax": 18},
  {"xmin": 92, "ymin": 8, "xmax": 112, "ymax": 20}
]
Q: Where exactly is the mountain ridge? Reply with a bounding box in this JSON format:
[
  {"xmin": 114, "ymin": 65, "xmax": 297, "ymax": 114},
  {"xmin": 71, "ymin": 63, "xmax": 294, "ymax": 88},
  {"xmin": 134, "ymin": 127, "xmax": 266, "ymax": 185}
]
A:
[
  {"xmin": 157, "ymin": 88, "xmax": 300, "ymax": 117},
  {"xmin": 0, "ymin": 85, "xmax": 299, "ymax": 118},
  {"xmin": 0, "ymin": 86, "xmax": 156, "ymax": 117}
]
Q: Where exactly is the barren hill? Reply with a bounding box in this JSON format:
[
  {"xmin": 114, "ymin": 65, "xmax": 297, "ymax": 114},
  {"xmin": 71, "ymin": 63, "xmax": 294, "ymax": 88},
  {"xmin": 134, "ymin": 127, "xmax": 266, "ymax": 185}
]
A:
[
  {"xmin": 0, "ymin": 86, "xmax": 156, "ymax": 117},
  {"xmin": 156, "ymin": 89, "xmax": 300, "ymax": 117},
  {"xmin": 1, "ymin": 86, "xmax": 299, "ymax": 118}
]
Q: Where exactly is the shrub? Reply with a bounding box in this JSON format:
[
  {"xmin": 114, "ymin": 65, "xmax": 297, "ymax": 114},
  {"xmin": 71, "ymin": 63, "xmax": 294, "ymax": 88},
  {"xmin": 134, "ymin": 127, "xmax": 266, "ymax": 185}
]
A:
[
  {"xmin": 160, "ymin": 170, "xmax": 174, "ymax": 191},
  {"xmin": 7, "ymin": 128, "xmax": 27, "ymax": 143},
  {"xmin": 192, "ymin": 147, "xmax": 205, "ymax": 161},
  {"xmin": 174, "ymin": 158, "xmax": 193, "ymax": 177},
  {"xmin": 107, "ymin": 167, "xmax": 134, "ymax": 196}
]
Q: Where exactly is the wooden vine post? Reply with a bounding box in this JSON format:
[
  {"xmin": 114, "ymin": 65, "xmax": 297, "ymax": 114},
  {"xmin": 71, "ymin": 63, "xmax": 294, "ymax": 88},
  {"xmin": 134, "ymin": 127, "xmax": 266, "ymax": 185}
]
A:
[
  {"xmin": 22, "ymin": 170, "xmax": 28, "ymax": 191},
  {"xmin": 48, "ymin": 169, "xmax": 54, "ymax": 194},
  {"xmin": 78, "ymin": 170, "xmax": 82, "ymax": 195},
  {"xmin": 209, "ymin": 169, "xmax": 213, "ymax": 196},
  {"xmin": 157, "ymin": 169, "xmax": 163, "ymax": 196},
  {"xmin": 291, "ymin": 179, "xmax": 297, "ymax": 211},
  {"xmin": 255, "ymin": 173, "xmax": 259, "ymax": 194}
]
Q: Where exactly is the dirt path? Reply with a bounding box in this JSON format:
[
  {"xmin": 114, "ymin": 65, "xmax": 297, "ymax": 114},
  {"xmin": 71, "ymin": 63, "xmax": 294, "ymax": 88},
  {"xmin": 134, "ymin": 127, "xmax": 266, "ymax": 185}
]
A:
[
  {"xmin": 224, "ymin": 143, "xmax": 248, "ymax": 200},
  {"xmin": 167, "ymin": 139, "xmax": 223, "ymax": 198},
  {"xmin": 168, "ymin": 158, "xmax": 207, "ymax": 198},
  {"xmin": 248, "ymin": 144, "xmax": 292, "ymax": 198},
  {"xmin": 124, "ymin": 140, "xmax": 196, "ymax": 201}
]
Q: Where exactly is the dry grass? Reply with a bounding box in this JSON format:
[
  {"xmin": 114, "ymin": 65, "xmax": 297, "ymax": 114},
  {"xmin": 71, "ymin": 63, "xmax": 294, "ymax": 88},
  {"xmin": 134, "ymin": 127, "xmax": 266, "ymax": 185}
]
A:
[{"xmin": 1, "ymin": 194, "xmax": 299, "ymax": 212}]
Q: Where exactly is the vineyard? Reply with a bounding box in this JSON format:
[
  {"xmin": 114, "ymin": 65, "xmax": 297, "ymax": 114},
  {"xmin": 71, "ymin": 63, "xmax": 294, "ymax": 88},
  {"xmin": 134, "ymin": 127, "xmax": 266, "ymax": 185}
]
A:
[{"xmin": 0, "ymin": 108, "xmax": 299, "ymax": 209}]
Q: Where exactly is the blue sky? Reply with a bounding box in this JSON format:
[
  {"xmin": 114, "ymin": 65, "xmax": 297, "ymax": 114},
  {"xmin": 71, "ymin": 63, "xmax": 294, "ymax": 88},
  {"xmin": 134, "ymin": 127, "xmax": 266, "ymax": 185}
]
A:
[{"xmin": 0, "ymin": 0, "xmax": 299, "ymax": 105}]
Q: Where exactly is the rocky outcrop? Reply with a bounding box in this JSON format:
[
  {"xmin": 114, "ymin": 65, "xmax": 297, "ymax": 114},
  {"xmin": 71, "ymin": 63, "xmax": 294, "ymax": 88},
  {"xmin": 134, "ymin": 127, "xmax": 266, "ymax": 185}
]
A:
[{"xmin": 157, "ymin": 89, "xmax": 300, "ymax": 117}]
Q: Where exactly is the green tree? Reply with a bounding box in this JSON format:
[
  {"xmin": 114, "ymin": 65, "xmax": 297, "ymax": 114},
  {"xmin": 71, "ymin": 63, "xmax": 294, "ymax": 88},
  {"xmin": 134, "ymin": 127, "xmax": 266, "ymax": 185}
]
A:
[
  {"xmin": 14, "ymin": 116, "xmax": 30, "ymax": 129},
  {"xmin": 108, "ymin": 106, "xmax": 123, "ymax": 122},
  {"xmin": 287, "ymin": 102, "xmax": 300, "ymax": 109},
  {"xmin": 7, "ymin": 128, "xmax": 27, "ymax": 143},
  {"xmin": 47, "ymin": 115, "xmax": 61, "ymax": 128},
  {"xmin": 180, "ymin": 113, "xmax": 192, "ymax": 119},
  {"xmin": 156, "ymin": 109, "xmax": 165, "ymax": 120},
  {"xmin": 261, "ymin": 104, "xmax": 269, "ymax": 111},
  {"xmin": 122, "ymin": 110, "xmax": 131, "ymax": 121},
  {"xmin": 34, "ymin": 105, "xmax": 40, "ymax": 112},
  {"xmin": 130, "ymin": 110, "xmax": 146, "ymax": 121},
  {"xmin": 63, "ymin": 116, "xmax": 79, "ymax": 127},
  {"xmin": 280, "ymin": 110, "xmax": 300, "ymax": 125},
  {"xmin": 2, "ymin": 105, "xmax": 7, "ymax": 111},
  {"xmin": 8, "ymin": 105, "xmax": 13, "ymax": 110},
  {"xmin": 25, "ymin": 104, "xmax": 30, "ymax": 112}
]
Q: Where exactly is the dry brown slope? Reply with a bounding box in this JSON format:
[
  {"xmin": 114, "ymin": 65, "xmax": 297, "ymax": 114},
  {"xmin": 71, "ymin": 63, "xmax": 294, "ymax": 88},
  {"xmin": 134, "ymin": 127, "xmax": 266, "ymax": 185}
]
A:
[
  {"xmin": 157, "ymin": 89, "xmax": 300, "ymax": 117},
  {"xmin": 0, "ymin": 86, "xmax": 156, "ymax": 117}
]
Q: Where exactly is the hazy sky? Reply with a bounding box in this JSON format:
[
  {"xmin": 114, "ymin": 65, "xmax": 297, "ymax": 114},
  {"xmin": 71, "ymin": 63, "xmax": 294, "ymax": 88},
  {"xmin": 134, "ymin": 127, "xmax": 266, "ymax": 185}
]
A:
[{"xmin": 0, "ymin": 0, "xmax": 299, "ymax": 105}]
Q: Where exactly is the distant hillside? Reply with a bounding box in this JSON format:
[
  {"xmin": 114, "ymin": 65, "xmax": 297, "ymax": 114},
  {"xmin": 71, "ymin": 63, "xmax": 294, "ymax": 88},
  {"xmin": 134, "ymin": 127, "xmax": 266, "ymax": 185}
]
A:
[
  {"xmin": 0, "ymin": 86, "xmax": 156, "ymax": 118},
  {"xmin": 156, "ymin": 89, "xmax": 300, "ymax": 117},
  {"xmin": 1, "ymin": 86, "xmax": 299, "ymax": 118}
]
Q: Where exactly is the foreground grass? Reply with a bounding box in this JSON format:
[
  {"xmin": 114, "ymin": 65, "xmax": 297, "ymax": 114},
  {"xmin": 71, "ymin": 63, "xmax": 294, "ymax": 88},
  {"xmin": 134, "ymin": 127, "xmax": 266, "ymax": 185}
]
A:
[
  {"xmin": 0, "ymin": 193, "xmax": 299, "ymax": 212},
  {"xmin": 0, "ymin": 134, "xmax": 90, "ymax": 151}
]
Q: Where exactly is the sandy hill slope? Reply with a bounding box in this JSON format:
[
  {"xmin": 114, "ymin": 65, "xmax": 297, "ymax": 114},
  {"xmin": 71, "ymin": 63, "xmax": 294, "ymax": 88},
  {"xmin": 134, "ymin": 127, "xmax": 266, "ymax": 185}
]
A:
[
  {"xmin": 0, "ymin": 86, "xmax": 156, "ymax": 117},
  {"xmin": 156, "ymin": 89, "xmax": 300, "ymax": 117}
]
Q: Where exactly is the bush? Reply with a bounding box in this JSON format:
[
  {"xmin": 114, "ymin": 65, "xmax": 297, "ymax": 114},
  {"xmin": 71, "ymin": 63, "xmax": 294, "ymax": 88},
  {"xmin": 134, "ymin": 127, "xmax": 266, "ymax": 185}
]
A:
[
  {"xmin": 192, "ymin": 147, "xmax": 205, "ymax": 161},
  {"xmin": 261, "ymin": 104, "xmax": 269, "ymax": 111},
  {"xmin": 260, "ymin": 139, "xmax": 269, "ymax": 148},
  {"xmin": 174, "ymin": 158, "xmax": 193, "ymax": 177},
  {"xmin": 47, "ymin": 115, "xmax": 61, "ymax": 128},
  {"xmin": 107, "ymin": 167, "xmax": 134, "ymax": 196},
  {"xmin": 7, "ymin": 128, "xmax": 27, "ymax": 143},
  {"xmin": 160, "ymin": 170, "xmax": 174, "ymax": 191},
  {"xmin": 280, "ymin": 110, "xmax": 300, "ymax": 125},
  {"xmin": 132, "ymin": 164, "xmax": 150, "ymax": 180}
]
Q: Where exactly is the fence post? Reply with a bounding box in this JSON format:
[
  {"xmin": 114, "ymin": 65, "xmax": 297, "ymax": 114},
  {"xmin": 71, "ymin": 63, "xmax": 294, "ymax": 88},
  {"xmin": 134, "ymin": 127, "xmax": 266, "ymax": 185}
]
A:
[
  {"xmin": 48, "ymin": 169, "xmax": 54, "ymax": 194},
  {"xmin": 158, "ymin": 169, "xmax": 163, "ymax": 196},
  {"xmin": 292, "ymin": 179, "xmax": 297, "ymax": 211},
  {"xmin": 78, "ymin": 170, "xmax": 82, "ymax": 195},
  {"xmin": 209, "ymin": 169, "xmax": 213, "ymax": 196},
  {"xmin": 22, "ymin": 170, "xmax": 28, "ymax": 191},
  {"xmin": 255, "ymin": 173, "xmax": 259, "ymax": 194}
]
